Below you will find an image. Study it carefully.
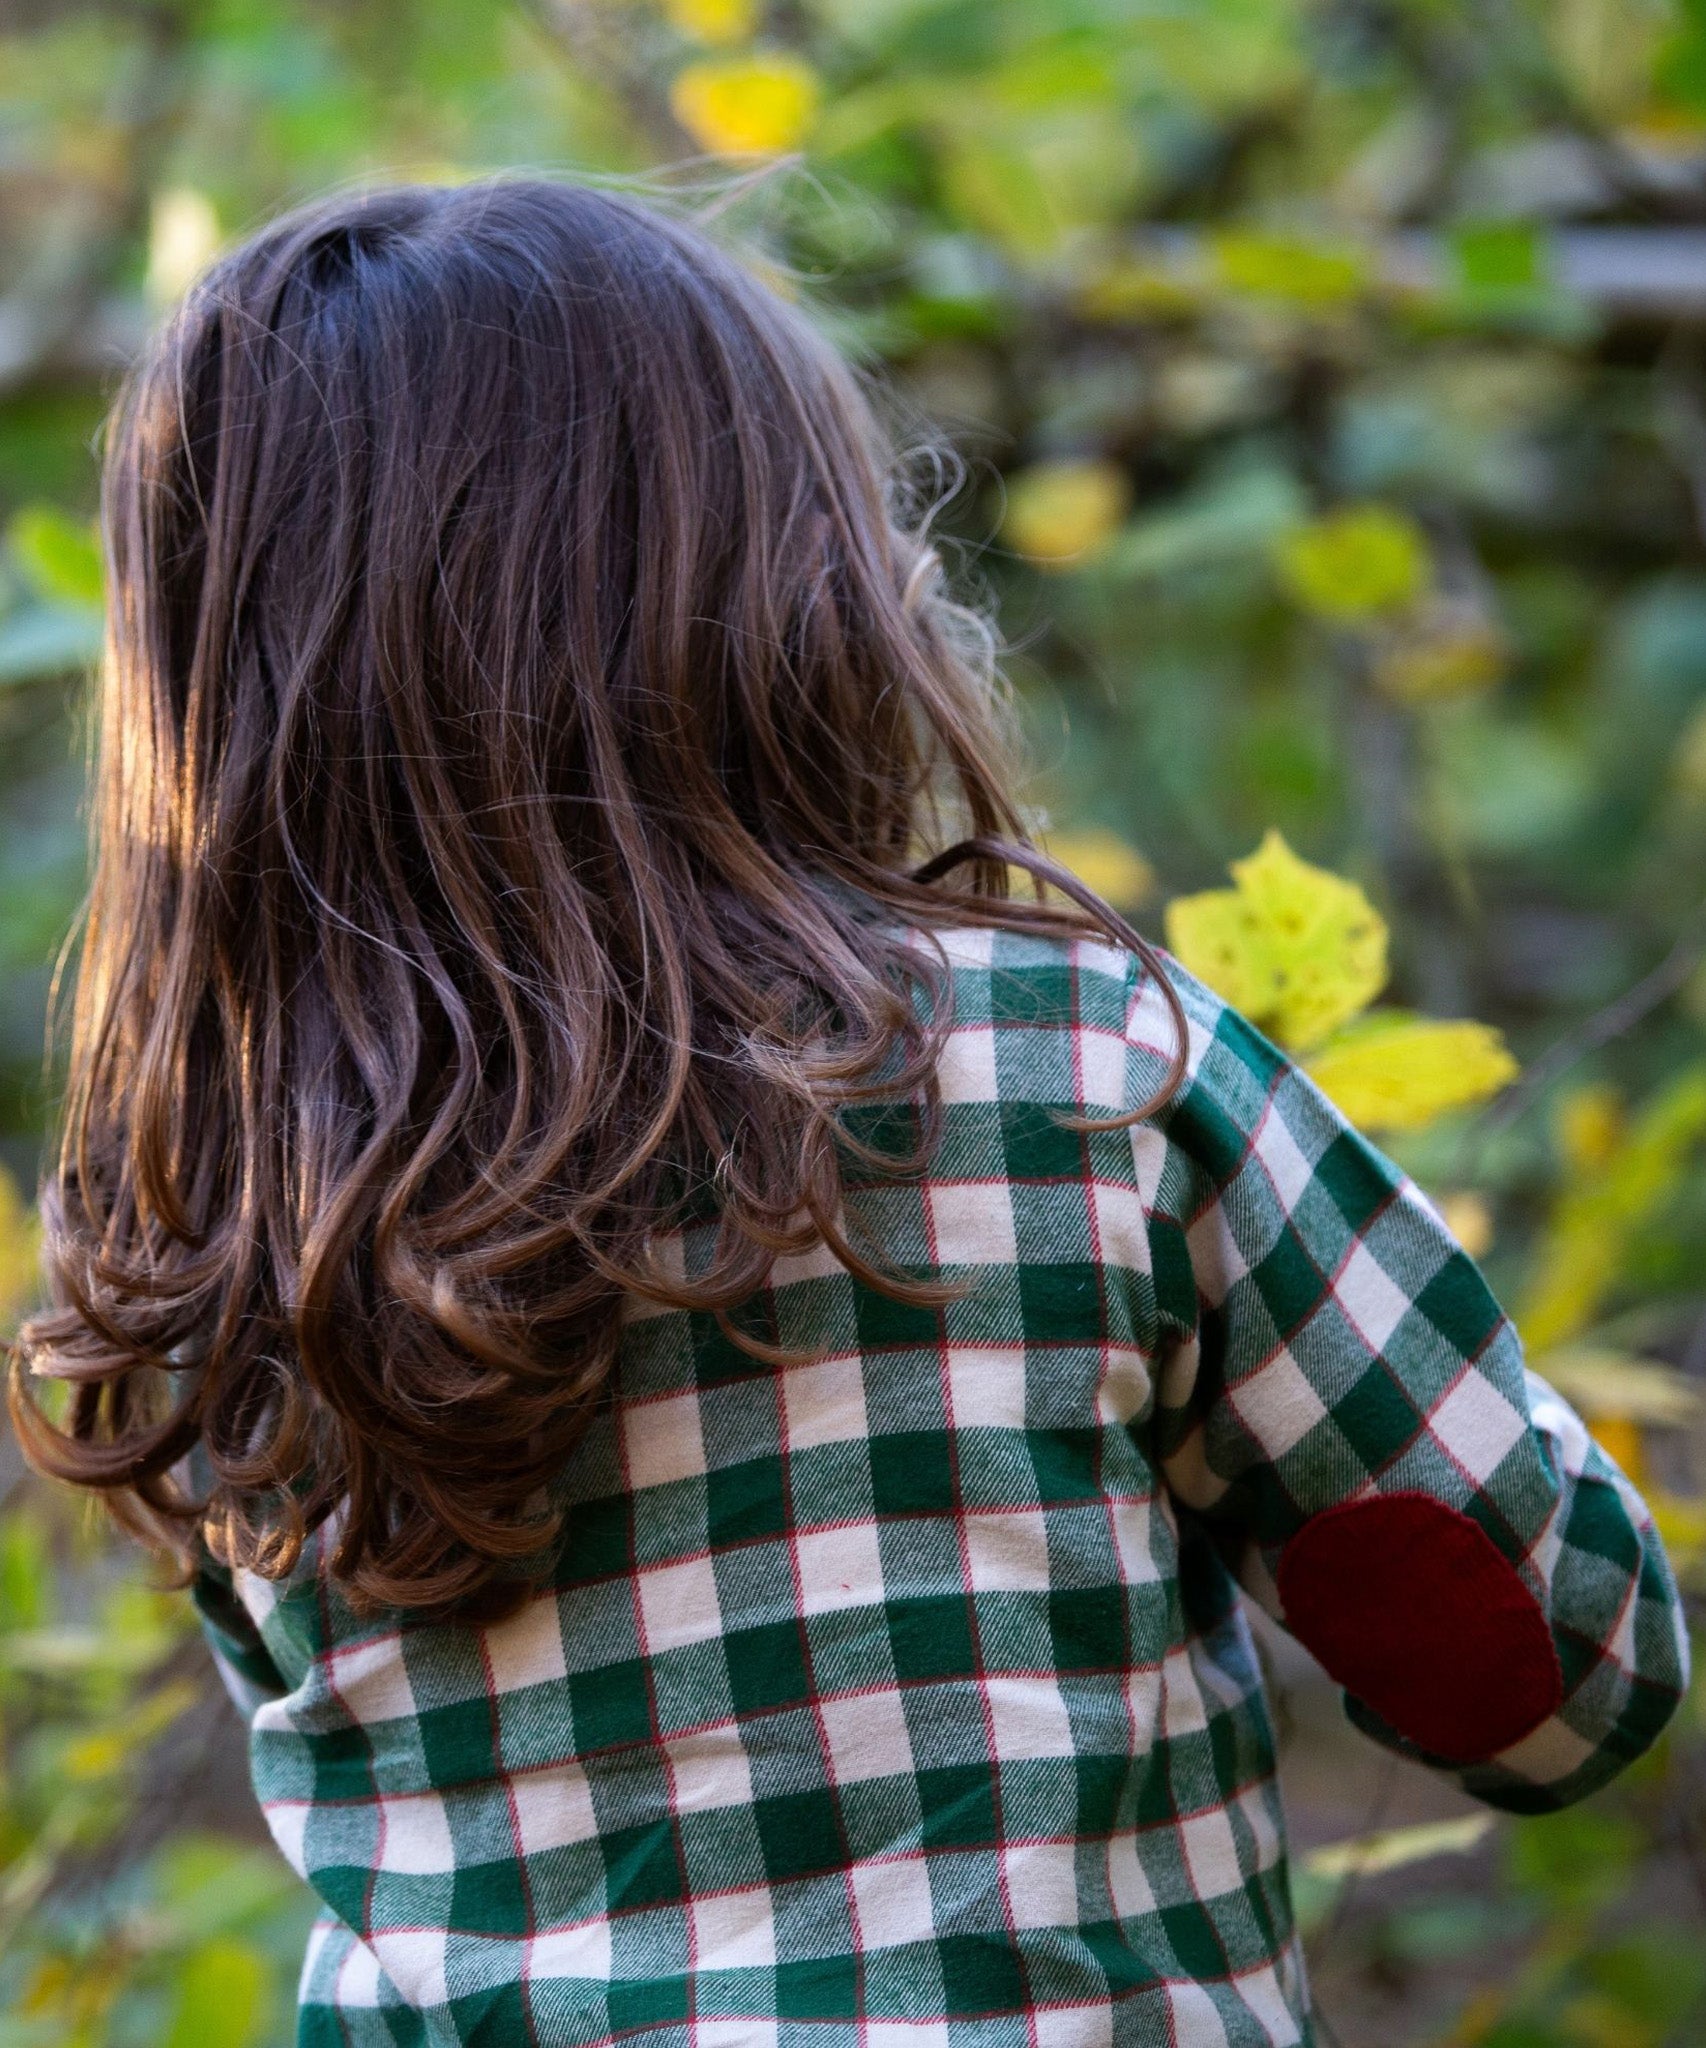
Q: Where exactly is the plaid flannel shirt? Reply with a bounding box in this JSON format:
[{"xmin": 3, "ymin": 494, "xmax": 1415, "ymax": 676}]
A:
[{"xmin": 195, "ymin": 930, "xmax": 1690, "ymax": 2048}]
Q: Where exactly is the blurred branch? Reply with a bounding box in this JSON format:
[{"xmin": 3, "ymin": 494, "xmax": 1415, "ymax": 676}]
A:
[{"xmin": 1477, "ymin": 921, "xmax": 1706, "ymax": 1137}]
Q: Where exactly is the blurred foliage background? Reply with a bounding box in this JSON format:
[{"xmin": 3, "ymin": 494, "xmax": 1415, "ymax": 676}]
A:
[{"xmin": 3, "ymin": 0, "xmax": 1706, "ymax": 2041}]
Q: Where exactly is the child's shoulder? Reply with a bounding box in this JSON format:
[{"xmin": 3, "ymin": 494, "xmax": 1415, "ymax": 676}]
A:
[{"xmin": 905, "ymin": 922, "xmax": 1224, "ymax": 1117}]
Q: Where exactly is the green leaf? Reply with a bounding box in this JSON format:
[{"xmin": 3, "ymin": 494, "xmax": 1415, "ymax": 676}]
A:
[
  {"xmin": 1276, "ymin": 506, "xmax": 1430, "ymax": 621},
  {"xmin": 1452, "ymin": 220, "xmax": 1545, "ymax": 294},
  {"xmin": 8, "ymin": 506, "xmax": 103, "ymax": 606},
  {"xmin": 162, "ymin": 1939, "xmax": 270, "ymax": 2048}
]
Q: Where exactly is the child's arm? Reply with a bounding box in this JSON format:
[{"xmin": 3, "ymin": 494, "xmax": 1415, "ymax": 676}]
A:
[{"xmin": 1133, "ymin": 965, "xmax": 1690, "ymax": 1813}]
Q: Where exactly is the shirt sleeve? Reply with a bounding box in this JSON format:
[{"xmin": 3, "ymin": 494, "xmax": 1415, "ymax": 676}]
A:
[{"xmin": 1130, "ymin": 956, "xmax": 1691, "ymax": 1814}]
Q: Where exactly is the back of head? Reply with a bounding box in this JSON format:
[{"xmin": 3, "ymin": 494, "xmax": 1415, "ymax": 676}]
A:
[{"xmin": 12, "ymin": 179, "xmax": 1124, "ymax": 1615}]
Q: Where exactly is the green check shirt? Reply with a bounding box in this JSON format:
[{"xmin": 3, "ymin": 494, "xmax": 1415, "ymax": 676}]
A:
[{"xmin": 195, "ymin": 931, "xmax": 1690, "ymax": 2048}]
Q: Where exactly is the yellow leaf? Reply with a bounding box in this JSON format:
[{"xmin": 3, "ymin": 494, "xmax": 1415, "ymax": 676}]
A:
[
  {"xmin": 1302, "ymin": 1813, "xmax": 1493, "ymax": 1882},
  {"xmin": 1212, "ymin": 231, "xmax": 1368, "ymax": 309},
  {"xmin": 1164, "ymin": 829, "xmax": 1388, "ymax": 1052},
  {"xmin": 1557, "ymin": 1082, "xmax": 1625, "ymax": 1174},
  {"xmin": 1650, "ymin": 1489, "xmax": 1706, "ymax": 1565},
  {"xmin": 1519, "ymin": 1066, "xmax": 1706, "ymax": 1352},
  {"xmin": 1045, "ymin": 829, "xmax": 1154, "ymax": 910},
  {"xmin": 1436, "ymin": 1190, "xmax": 1494, "ymax": 1259},
  {"xmin": 1533, "ymin": 1347, "xmax": 1700, "ymax": 1426},
  {"xmin": 1277, "ymin": 506, "xmax": 1430, "ymax": 622},
  {"xmin": 664, "ymin": 0, "xmax": 758, "ymax": 42},
  {"xmin": 1002, "ymin": 459, "xmax": 1131, "ymax": 569},
  {"xmin": 1304, "ymin": 1012, "xmax": 1518, "ymax": 1133},
  {"xmin": 670, "ymin": 54, "xmax": 820, "ymax": 155},
  {"xmin": 1587, "ymin": 1414, "xmax": 1647, "ymax": 1488}
]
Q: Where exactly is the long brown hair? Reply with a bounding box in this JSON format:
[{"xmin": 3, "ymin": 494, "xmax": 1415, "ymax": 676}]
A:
[{"xmin": 11, "ymin": 179, "xmax": 1183, "ymax": 1617}]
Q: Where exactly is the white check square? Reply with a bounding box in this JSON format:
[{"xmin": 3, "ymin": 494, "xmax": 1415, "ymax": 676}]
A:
[
  {"xmin": 946, "ymin": 1347, "xmax": 1027, "ymax": 1430},
  {"xmin": 1428, "ymin": 1371, "xmax": 1528, "ymax": 1483},
  {"xmin": 963, "ymin": 1509, "xmax": 1052, "ymax": 1592},
  {"xmin": 376, "ymin": 1791, "xmax": 454, "ymax": 1875},
  {"xmin": 636, "ymin": 1553, "xmax": 722, "ymax": 1652},
  {"xmin": 483, "ymin": 1590, "xmax": 567, "ymax": 1695},
  {"xmin": 663, "ymin": 1726, "xmax": 753, "ymax": 1813},
  {"xmin": 1335, "ymin": 1242, "xmax": 1410, "ymax": 1354},
  {"xmin": 986, "ymin": 1674, "xmax": 1075, "ymax": 1759},
  {"xmin": 623, "ymin": 1389, "xmax": 707, "ymax": 1491},
  {"xmin": 1179, "ymin": 1808, "xmax": 1245, "ymax": 1900},
  {"xmin": 1003, "ymin": 1839, "xmax": 1079, "ymax": 1928},
  {"xmin": 781, "ymin": 1354, "xmax": 868, "ymax": 1449},
  {"xmin": 926, "ymin": 1181, "xmax": 1018, "ymax": 1265},
  {"xmin": 512, "ymin": 1763, "xmax": 599, "ymax": 1856},
  {"xmin": 1231, "ymin": 1348, "xmax": 1329, "ymax": 1460},
  {"xmin": 850, "ymin": 1856, "xmax": 933, "ymax": 1949},
  {"xmin": 689, "ymin": 1888, "xmax": 775, "ymax": 1969},
  {"xmin": 327, "ymin": 1634, "xmax": 415, "ymax": 1726},
  {"xmin": 794, "ymin": 1522, "xmax": 884, "ymax": 1615},
  {"xmin": 818, "ymin": 1687, "xmax": 913, "ymax": 1785},
  {"xmin": 526, "ymin": 1919, "xmax": 612, "ymax": 1981},
  {"xmin": 937, "ymin": 1026, "xmax": 1000, "ymax": 1103}
]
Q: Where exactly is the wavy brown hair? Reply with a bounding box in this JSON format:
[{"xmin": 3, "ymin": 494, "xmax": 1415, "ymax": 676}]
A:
[{"xmin": 11, "ymin": 178, "xmax": 1183, "ymax": 1617}]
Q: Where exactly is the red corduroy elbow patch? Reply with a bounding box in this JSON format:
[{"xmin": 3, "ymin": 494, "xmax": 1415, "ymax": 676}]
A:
[{"xmin": 1275, "ymin": 1492, "xmax": 1563, "ymax": 1764}]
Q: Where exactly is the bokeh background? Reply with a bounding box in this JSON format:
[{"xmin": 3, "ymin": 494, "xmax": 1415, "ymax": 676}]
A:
[{"xmin": 3, "ymin": 1, "xmax": 1706, "ymax": 2042}]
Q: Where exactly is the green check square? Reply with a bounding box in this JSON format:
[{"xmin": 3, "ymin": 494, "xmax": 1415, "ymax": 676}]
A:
[
  {"xmin": 1082, "ymin": 1921, "xmax": 1160, "ymax": 1994},
  {"xmin": 1330, "ymin": 1364, "xmax": 1422, "ymax": 1472},
  {"xmin": 1048, "ymin": 1584, "xmax": 1125, "ymax": 1671},
  {"xmin": 1414, "ymin": 1253, "xmax": 1503, "ymax": 1355},
  {"xmin": 1314, "ymin": 1131, "xmax": 1391, "ymax": 1234},
  {"xmin": 870, "ymin": 1431, "xmax": 957, "ymax": 1516},
  {"xmin": 1017, "ymin": 1262, "xmax": 1104, "ymax": 1344},
  {"xmin": 609, "ymin": 1977, "xmax": 689, "ymax": 2031},
  {"xmin": 887, "ymin": 1596, "xmax": 978, "ymax": 1681},
  {"xmin": 603, "ymin": 1819, "xmax": 682, "ymax": 1910},
  {"xmin": 854, "ymin": 1284, "xmax": 941, "ymax": 1350},
  {"xmin": 937, "ymin": 1933, "xmax": 1026, "ymax": 2015},
  {"xmin": 1028, "ymin": 1429, "xmax": 1100, "ymax": 1505},
  {"xmin": 450, "ymin": 1857, "xmax": 528, "ymax": 1936},
  {"xmin": 775, "ymin": 1953, "xmax": 860, "ymax": 2020},
  {"xmin": 1000, "ymin": 1100, "xmax": 1083, "ymax": 1181},
  {"xmin": 1564, "ymin": 1479, "xmax": 1642, "ymax": 1572},
  {"xmin": 303, "ymin": 1723, "xmax": 379, "ymax": 1804},
  {"xmin": 917, "ymin": 1763, "xmax": 996, "ymax": 1847},
  {"xmin": 559, "ymin": 1495, "xmax": 630, "ymax": 1584},
  {"xmin": 416, "ymin": 1698, "xmax": 497, "ymax": 1789},
  {"xmin": 756, "ymin": 1786, "xmax": 842, "ymax": 1881},
  {"xmin": 1249, "ymin": 1229, "xmax": 1326, "ymax": 1335},
  {"xmin": 569, "ymin": 1658, "xmax": 653, "ymax": 1752},
  {"xmin": 1161, "ymin": 1899, "xmax": 1228, "ymax": 1976},
  {"xmin": 707, "ymin": 1460, "xmax": 789, "ymax": 1545},
  {"xmin": 727, "ymin": 1620, "xmax": 812, "ymax": 1714}
]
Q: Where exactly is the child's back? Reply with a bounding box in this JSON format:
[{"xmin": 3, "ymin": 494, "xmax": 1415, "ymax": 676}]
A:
[{"xmin": 199, "ymin": 930, "xmax": 1683, "ymax": 2047}]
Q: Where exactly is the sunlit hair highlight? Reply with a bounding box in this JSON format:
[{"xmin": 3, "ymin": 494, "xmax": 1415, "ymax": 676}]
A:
[{"xmin": 11, "ymin": 178, "xmax": 1183, "ymax": 1617}]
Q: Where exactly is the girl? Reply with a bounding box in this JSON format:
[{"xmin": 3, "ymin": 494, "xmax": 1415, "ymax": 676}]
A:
[{"xmin": 12, "ymin": 180, "xmax": 1688, "ymax": 2047}]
